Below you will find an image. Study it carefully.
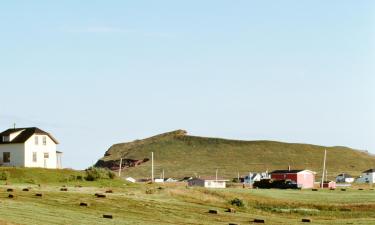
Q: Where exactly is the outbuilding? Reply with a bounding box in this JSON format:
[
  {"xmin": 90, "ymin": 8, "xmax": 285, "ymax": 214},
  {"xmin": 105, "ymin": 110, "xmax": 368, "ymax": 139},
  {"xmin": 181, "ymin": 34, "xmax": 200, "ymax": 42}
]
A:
[
  {"xmin": 188, "ymin": 177, "xmax": 228, "ymax": 188},
  {"xmin": 270, "ymin": 169, "xmax": 316, "ymax": 189}
]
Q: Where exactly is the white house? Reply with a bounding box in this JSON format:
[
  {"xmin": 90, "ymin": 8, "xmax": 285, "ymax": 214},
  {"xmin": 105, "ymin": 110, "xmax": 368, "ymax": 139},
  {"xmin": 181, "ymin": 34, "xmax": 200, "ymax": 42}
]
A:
[
  {"xmin": 188, "ymin": 177, "xmax": 229, "ymax": 188},
  {"xmin": 356, "ymin": 169, "xmax": 375, "ymax": 184},
  {"xmin": 336, "ymin": 173, "xmax": 354, "ymax": 183},
  {"xmin": 0, "ymin": 127, "xmax": 62, "ymax": 169},
  {"xmin": 243, "ymin": 172, "xmax": 270, "ymax": 184}
]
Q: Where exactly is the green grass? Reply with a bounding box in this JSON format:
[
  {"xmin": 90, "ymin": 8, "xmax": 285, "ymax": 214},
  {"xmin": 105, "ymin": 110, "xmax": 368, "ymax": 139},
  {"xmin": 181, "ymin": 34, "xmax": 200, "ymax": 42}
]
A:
[
  {"xmin": 1, "ymin": 168, "xmax": 374, "ymax": 225},
  {"xmin": 96, "ymin": 130, "xmax": 375, "ymax": 179}
]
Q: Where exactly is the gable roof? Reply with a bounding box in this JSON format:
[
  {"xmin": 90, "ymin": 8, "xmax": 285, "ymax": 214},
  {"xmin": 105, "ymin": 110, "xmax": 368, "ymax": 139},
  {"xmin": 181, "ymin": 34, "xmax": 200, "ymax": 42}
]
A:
[
  {"xmin": 363, "ymin": 169, "xmax": 375, "ymax": 173},
  {"xmin": 0, "ymin": 127, "xmax": 59, "ymax": 144},
  {"xmin": 270, "ymin": 169, "xmax": 315, "ymax": 174}
]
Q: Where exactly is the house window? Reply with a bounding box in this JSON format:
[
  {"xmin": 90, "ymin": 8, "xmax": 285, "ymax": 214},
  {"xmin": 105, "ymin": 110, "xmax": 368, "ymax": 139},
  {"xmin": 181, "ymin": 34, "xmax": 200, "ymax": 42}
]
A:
[
  {"xmin": 3, "ymin": 152, "xmax": 10, "ymax": 163},
  {"xmin": 2, "ymin": 136, "xmax": 10, "ymax": 142},
  {"xmin": 44, "ymin": 153, "xmax": 49, "ymax": 159},
  {"xmin": 42, "ymin": 136, "xmax": 47, "ymax": 145},
  {"xmin": 33, "ymin": 152, "xmax": 37, "ymax": 162},
  {"xmin": 35, "ymin": 136, "xmax": 39, "ymax": 145}
]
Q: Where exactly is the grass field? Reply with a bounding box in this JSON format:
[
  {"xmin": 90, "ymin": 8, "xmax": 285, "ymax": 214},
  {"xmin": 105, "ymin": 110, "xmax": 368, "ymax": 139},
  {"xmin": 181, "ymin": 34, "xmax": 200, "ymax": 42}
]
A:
[{"xmin": 0, "ymin": 168, "xmax": 375, "ymax": 225}]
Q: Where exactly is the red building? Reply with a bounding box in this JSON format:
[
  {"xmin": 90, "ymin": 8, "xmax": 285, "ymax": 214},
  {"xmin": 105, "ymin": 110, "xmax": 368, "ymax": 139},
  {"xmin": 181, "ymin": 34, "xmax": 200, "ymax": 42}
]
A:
[{"xmin": 270, "ymin": 169, "xmax": 316, "ymax": 189}]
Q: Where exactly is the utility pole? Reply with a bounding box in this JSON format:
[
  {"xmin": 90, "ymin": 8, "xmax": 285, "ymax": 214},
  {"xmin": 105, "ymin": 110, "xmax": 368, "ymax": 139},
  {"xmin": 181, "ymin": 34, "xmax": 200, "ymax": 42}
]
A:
[
  {"xmin": 215, "ymin": 168, "xmax": 218, "ymax": 181},
  {"xmin": 151, "ymin": 152, "xmax": 154, "ymax": 182},
  {"xmin": 321, "ymin": 149, "xmax": 327, "ymax": 189},
  {"xmin": 249, "ymin": 172, "xmax": 252, "ymax": 188},
  {"xmin": 162, "ymin": 169, "xmax": 165, "ymax": 180},
  {"xmin": 118, "ymin": 158, "xmax": 123, "ymax": 177},
  {"xmin": 237, "ymin": 171, "xmax": 240, "ymax": 181}
]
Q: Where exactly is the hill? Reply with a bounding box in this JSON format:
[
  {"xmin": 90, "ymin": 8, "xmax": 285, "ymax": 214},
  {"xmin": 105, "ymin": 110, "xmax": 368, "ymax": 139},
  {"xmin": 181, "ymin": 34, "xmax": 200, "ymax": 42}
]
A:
[{"xmin": 95, "ymin": 130, "xmax": 375, "ymax": 179}]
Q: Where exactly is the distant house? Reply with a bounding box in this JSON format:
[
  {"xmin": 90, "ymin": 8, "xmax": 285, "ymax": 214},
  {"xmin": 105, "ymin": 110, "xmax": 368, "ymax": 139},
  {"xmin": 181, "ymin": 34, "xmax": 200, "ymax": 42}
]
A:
[
  {"xmin": 188, "ymin": 177, "xmax": 228, "ymax": 188},
  {"xmin": 270, "ymin": 169, "xmax": 316, "ymax": 189},
  {"xmin": 0, "ymin": 127, "xmax": 62, "ymax": 169},
  {"xmin": 125, "ymin": 177, "xmax": 136, "ymax": 183},
  {"xmin": 164, "ymin": 178, "xmax": 178, "ymax": 182},
  {"xmin": 242, "ymin": 172, "xmax": 270, "ymax": 184},
  {"xmin": 356, "ymin": 169, "xmax": 375, "ymax": 184},
  {"xmin": 336, "ymin": 173, "xmax": 354, "ymax": 183}
]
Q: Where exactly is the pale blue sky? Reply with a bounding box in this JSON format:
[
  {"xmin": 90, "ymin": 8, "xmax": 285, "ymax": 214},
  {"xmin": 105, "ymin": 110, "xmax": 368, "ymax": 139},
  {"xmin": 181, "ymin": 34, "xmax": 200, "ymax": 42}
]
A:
[{"xmin": 0, "ymin": 1, "xmax": 374, "ymax": 169}]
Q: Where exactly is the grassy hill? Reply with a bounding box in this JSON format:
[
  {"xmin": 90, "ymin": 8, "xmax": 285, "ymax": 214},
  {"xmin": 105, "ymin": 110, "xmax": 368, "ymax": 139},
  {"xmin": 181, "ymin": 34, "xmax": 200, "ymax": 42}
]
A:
[{"xmin": 95, "ymin": 130, "xmax": 375, "ymax": 179}]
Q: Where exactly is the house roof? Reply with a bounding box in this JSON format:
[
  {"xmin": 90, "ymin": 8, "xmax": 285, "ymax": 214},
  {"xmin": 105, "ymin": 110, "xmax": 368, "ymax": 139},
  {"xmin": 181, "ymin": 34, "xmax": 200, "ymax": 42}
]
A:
[
  {"xmin": 270, "ymin": 169, "xmax": 315, "ymax": 174},
  {"xmin": 337, "ymin": 173, "xmax": 353, "ymax": 178},
  {"xmin": 0, "ymin": 127, "xmax": 59, "ymax": 144},
  {"xmin": 191, "ymin": 177, "xmax": 229, "ymax": 181},
  {"xmin": 363, "ymin": 169, "xmax": 375, "ymax": 173}
]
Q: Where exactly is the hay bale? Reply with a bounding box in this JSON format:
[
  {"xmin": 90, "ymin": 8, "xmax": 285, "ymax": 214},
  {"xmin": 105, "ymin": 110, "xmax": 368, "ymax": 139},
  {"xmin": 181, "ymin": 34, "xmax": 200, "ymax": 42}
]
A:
[
  {"xmin": 302, "ymin": 218, "xmax": 311, "ymax": 222},
  {"xmin": 6, "ymin": 188, "xmax": 13, "ymax": 192},
  {"xmin": 96, "ymin": 194, "xmax": 106, "ymax": 198},
  {"xmin": 105, "ymin": 190, "xmax": 113, "ymax": 193},
  {"xmin": 229, "ymin": 223, "xmax": 238, "ymax": 225},
  {"xmin": 8, "ymin": 194, "xmax": 14, "ymax": 198},
  {"xmin": 103, "ymin": 214, "xmax": 113, "ymax": 219},
  {"xmin": 60, "ymin": 188, "xmax": 68, "ymax": 191},
  {"xmin": 35, "ymin": 193, "xmax": 43, "ymax": 197},
  {"xmin": 22, "ymin": 188, "xmax": 29, "ymax": 192},
  {"xmin": 358, "ymin": 188, "xmax": 363, "ymax": 191},
  {"xmin": 341, "ymin": 188, "xmax": 346, "ymax": 191},
  {"xmin": 253, "ymin": 219, "xmax": 265, "ymax": 223},
  {"xmin": 208, "ymin": 209, "xmax": 218, "ymax": 214},
  {"xmin": 225, "ymin": 208, "xmax": 236, "ymax": 213},
  {"xmin": 311, "ymin": 189, "xmax": 318, "ymax": 191},
  {"xmin": 80, "ymin": 202, "xmax": 89, "ymax": 207}
]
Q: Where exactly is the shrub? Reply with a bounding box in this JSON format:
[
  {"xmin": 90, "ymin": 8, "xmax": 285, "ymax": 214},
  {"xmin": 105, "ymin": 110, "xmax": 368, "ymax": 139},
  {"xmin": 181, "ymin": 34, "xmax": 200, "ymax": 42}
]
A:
[
  {"xmin": 84, "ymin": 167, "xmax": 115, "ymax": 181},
  {"xmin": 0, "ymin": 171, "xmax": 10, "ymax": 180},
  {"xmin": 230, "ymin": 198, "xmax": 245, "ymax": 207}
]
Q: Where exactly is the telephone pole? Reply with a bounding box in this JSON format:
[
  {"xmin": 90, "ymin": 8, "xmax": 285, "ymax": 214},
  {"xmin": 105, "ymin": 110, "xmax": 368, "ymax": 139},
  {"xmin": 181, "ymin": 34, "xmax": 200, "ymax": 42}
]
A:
[
  {"xmin": 118, "ymin": 158, "xmax": 123, "ymax": 177},
  {"xmin": 151, "ymin": 152, "xmax": 154, "ymax": 182},
  {"xmin": 321, "ymin": 149, "xmax": 327, "ymax": 189}
]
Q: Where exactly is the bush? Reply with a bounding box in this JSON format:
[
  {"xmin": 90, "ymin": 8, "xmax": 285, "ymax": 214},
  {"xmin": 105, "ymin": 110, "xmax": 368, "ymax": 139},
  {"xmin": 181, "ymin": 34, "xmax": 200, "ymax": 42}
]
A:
[
  {"xmin": 229, "ymin": 198, "xmax": 245, "ymax": 207},
  {"xmin": 0, "ymin": 171, "xmax": 10, "ymax": 180},
  {"xmin": 84, "ymin": 167, "xmax": 115, "ymax": 181}
]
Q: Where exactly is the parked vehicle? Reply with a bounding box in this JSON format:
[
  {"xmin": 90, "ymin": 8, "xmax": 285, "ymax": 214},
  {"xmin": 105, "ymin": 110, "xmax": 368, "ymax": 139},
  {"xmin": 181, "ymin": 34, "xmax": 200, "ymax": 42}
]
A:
[{"xmin": 253, "ymin": 179, "xmax": 300, "ymax": 189}]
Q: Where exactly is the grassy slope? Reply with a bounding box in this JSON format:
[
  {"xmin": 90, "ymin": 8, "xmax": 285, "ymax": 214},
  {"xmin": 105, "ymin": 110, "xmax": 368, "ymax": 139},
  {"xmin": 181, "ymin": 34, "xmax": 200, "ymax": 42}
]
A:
[
  {"xmin": 0, "ymin": 168, "xmax": 374, "ymax": 225},
  {"xmin": 97, "ymin": 130, "xmax": 375, "ymax": 179}
]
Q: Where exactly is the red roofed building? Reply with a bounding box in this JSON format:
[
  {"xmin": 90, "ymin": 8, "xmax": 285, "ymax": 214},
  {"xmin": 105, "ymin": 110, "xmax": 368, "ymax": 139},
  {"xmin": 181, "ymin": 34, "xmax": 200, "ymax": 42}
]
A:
[{"xmin": 270, "ymin": 169, "xmax": 316, "ymax": 189}]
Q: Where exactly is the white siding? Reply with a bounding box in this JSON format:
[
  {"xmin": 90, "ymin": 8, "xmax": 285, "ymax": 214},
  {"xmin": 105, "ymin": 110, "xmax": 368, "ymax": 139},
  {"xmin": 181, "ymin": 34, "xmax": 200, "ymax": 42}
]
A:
[
  {"xmin": 0, "ymin": 144, "xmax": 25, "ymax": 166},
  {"xmin": 24, "ymin": 134, "xmax": 57, "ymax": 168},
  {"xmin": 204, "ymin": 180, "xmax": 226, "ymax": 188}
]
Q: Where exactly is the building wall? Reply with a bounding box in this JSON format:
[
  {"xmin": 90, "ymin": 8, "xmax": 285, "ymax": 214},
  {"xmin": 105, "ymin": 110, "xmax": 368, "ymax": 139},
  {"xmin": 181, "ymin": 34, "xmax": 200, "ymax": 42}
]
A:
[
  {"xmin": 204, "ymin": 180, "xmax": 226, "ymax": 188},
  {"xmin": 271, "ymin": 172, "xmax": 314, "ymax": 188},
  {"xmin": 24, "ymin": 134, "xmax": 57, "ymax": 169},
  {"xmin": 0, "ymin": 144, "xmax": 25, "ymax": 166},
  {"xmin": 188, "ymin": 179, "xmax": 205, "ymax": 187},
  {"xmin": 356, "ymin": 172, "xmax": 375, "ymax": 183},
  {"xmin": 297, "ymin": 172, "xmax": 314, "ymax": 188}
]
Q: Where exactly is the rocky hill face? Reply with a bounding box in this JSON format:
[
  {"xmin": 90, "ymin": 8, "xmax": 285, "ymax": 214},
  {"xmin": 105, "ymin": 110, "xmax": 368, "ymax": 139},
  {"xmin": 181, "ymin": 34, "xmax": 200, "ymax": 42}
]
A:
[{"xmin": 95, "ymin": 130, "xmax": 375, "ymax": 179}]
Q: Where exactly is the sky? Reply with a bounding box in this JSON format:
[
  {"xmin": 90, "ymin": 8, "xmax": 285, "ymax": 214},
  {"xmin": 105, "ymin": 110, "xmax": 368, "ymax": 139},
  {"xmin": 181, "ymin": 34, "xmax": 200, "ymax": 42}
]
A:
[{"xmin": 0, "ymin": 1, "xmax": 374, "ymax": 169}]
